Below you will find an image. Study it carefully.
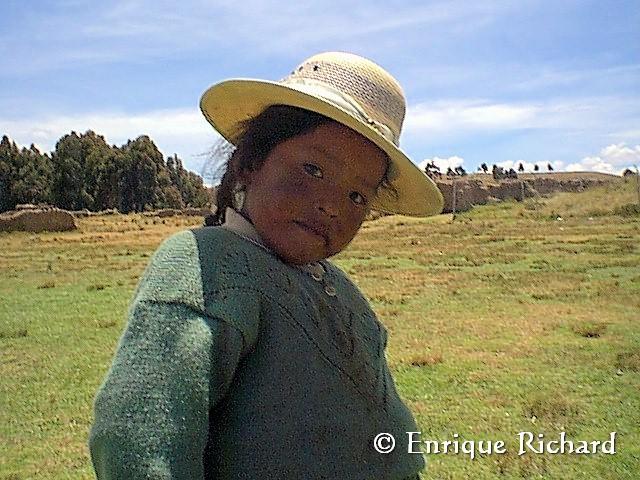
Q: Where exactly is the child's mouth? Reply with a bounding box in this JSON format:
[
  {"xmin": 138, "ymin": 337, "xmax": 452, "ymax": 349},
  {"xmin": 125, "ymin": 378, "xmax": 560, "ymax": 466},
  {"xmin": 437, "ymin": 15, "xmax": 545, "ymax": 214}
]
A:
[{"xmin": 293, "ymin": 220, "xmax": 328, "ymax": 244}]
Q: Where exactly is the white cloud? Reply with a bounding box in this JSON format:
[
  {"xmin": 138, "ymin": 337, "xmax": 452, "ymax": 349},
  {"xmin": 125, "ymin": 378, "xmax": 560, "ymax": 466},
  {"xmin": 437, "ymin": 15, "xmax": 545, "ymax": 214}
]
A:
[
  {"xmin": 405, "ymin": 100, "xmax": 539, "ymax": 135},
  {"xmin": 403, "ymin": 97, "xmax": 640, "ymax": 141},
  {"xmin": 0, "ymin": 109, "xmax": 221, "ymax": 174},
  {"xmin": 418, "ymin": 155, "xmax": 465, "ymax": 172},
  {"xmin": 566, "ymin": 158, "xmax": 615, "ymax": 174},
  {"xmin": 567, "ymin": 143, "xmax": 640, "ymax": 174},
  {"xmin": 599, "ymin": 143, "xmax": 640, "ymax": 165}
]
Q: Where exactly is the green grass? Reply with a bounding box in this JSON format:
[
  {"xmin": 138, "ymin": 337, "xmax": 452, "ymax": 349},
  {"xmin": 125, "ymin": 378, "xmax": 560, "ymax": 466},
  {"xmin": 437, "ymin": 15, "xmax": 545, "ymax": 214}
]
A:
[{"xmin": 1, "ymin": 178, "xmax": 639, "ymax": 479}]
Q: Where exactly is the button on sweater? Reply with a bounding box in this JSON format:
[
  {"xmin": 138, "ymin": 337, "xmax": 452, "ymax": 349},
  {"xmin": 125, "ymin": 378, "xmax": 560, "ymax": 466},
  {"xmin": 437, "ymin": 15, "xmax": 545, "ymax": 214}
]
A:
[{"xmin": 89, "ymin": 225, "xmax": 425, "ymax": 479}]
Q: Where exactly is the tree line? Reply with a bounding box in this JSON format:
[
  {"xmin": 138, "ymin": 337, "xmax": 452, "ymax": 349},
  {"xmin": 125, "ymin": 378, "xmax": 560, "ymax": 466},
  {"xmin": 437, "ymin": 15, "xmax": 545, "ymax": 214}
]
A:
[
  {"xmin": 0, "ymin": 131, "xmax": 212, "ymax": 213},
  {"xmin": 425, "ymin": 161, "xmax": 557, "ymax": 181}
]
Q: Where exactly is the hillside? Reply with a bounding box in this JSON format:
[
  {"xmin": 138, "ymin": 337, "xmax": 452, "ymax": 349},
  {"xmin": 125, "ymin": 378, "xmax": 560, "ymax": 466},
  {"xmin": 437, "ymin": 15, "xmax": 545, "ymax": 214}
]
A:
[
  {"xmin": 434, "ymin": 171, "xmax": 625, "ymax": 213},
  {"xmin": 442, "ymin": 171, "xmax": 620, "ymax": 183}
]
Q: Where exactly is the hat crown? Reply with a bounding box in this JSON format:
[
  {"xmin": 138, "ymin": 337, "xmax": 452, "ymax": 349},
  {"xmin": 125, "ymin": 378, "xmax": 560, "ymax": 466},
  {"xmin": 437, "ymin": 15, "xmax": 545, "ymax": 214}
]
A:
[{"xmin": 281, "ymin": 52, "xmax": 406, "ymax": 144}]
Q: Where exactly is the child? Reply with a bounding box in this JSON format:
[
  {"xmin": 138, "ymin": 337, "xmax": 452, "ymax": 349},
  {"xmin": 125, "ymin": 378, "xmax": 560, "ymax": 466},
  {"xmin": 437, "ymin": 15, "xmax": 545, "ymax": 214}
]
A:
[{"xmin": 89, "ymin": 52, "xmax": 443, "ymax": 479}]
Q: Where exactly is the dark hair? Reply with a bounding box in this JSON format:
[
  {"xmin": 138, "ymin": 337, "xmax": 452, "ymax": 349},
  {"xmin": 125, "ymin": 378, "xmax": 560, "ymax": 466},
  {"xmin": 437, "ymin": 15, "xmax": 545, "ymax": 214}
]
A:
[{"xmin": 206, "ymin": 104, "xmax": 395, "ymax": 226}]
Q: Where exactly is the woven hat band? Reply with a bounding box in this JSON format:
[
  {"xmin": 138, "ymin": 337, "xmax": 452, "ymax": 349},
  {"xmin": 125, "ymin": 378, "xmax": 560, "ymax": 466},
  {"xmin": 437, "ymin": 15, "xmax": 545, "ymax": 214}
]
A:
[{"xmin": 283, "ymin": 77, "xmax": 398, "ymax": 145}]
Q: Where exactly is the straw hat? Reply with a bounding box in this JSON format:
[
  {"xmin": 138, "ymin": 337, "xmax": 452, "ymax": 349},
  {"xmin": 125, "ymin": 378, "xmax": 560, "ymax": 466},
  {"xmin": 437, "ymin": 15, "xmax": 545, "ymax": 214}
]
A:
[{"xmin": 200, "ymin": 52, "xmax": 443, "ymax": 216}]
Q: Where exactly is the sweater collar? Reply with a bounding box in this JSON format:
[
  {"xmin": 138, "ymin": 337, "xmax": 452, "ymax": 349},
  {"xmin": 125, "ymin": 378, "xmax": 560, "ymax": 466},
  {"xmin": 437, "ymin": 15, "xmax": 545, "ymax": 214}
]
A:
[
  {"xmin": 221, "ymin": 207, "xmax": 269, "ymax": 251},
  {"xmin": 220, "ymin": 207, "xmax": 328, "ymax": 282}
]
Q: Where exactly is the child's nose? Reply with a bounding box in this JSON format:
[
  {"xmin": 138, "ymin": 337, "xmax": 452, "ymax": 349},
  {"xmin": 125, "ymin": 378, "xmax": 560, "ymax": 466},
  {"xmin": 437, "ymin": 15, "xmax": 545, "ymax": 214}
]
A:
[
  {"xmin": 318, "ymin": 203, "xmax": 338, "ymax": 219},
  {"xmin": 316, "ymin": 193, "xmax": 340, "ymax": 219},
  {"xmin": 314, "ymin": 182, "xmax": 343, "ymax": 219}
]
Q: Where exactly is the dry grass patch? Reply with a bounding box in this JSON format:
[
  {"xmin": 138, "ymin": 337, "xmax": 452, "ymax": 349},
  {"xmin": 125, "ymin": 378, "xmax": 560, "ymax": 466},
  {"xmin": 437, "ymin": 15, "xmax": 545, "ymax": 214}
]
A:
[
  {"xmin": 37, "ymin": 280, "xmax": 56, "ymax": 289},
  {"xmin": 494, "ymin": 450, "xmax": 550, "ymax": 477},
  {"xmin": 406, "ymin": 351, "xmax": 444, "ymax": 367},
  {"xmin": 615, "ymin": 350, "xmax": 640, "ymax": 372},
  {"xmin": 524, "ymin": 393, "xmax": 581, "ymax": 422},
  {"xmin": 571, "ymin": 321, "xmax": 608, "ymax": 338},
  {"xmin": 95, "ymin": 319, "xmax": 117, "ymax": 329},
  {"xmin": 0, "ymin": 328, "xmax": 28, "ymax": 340}
]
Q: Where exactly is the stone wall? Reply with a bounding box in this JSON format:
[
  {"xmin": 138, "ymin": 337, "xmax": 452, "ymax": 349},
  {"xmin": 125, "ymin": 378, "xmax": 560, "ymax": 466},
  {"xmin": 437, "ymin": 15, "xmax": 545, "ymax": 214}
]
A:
[{"xmin": 435, "ymin": 176, "xmax": 615, "ymax": 213}]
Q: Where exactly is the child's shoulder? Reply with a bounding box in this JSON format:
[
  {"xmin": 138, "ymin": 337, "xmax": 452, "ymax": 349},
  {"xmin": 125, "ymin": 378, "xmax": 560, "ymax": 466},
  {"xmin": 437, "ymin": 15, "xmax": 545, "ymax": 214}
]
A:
[
  {"xmin": 130, "ymin": 227, "xmax": 262, "ymax": 345},
  {"xmin": 155, "ymin": 225, "xmax": 232, "ymax": 252},
  {"xmin": 134, "ymin": 227, "xmax": 251, "ymax": 306},
  {"xmin": 152, "ymin": 226, "xmax": 249, "ymax": 264}
]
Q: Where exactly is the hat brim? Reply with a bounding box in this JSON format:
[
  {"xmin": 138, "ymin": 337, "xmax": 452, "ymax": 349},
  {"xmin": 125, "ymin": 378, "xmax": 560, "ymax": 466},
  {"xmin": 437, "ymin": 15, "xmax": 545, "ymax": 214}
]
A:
[{"xmin": 200, "ymin": 79, "xmax": 444, "ymax": 217}]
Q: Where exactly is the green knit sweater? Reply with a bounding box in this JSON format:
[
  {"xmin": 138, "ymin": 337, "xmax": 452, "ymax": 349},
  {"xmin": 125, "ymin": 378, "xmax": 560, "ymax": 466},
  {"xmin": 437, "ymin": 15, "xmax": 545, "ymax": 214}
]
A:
[{"xmin": 89, "ymin": 227, "xmax": 425, "ymax": 479}]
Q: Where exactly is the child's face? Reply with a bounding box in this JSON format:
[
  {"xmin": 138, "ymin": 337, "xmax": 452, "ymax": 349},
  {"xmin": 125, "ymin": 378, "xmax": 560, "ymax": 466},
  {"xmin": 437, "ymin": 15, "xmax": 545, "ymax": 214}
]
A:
[{"xmin": 243, "ymin": 121, "xmax": 387, "ymax": 265}]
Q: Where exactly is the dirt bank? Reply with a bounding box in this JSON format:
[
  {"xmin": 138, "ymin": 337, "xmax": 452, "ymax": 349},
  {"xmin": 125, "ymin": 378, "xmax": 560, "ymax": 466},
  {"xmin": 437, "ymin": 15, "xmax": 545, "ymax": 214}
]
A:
[{"xmin": 435, "ymin": 172, "xmax": 619, "ymax": 213}]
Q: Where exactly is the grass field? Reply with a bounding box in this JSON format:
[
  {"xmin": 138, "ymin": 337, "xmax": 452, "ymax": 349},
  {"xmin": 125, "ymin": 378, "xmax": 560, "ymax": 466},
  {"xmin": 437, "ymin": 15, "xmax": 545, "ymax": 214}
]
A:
[{"xmin": 1, "ymin": 177, "xmax": 639, "ymax": 479}]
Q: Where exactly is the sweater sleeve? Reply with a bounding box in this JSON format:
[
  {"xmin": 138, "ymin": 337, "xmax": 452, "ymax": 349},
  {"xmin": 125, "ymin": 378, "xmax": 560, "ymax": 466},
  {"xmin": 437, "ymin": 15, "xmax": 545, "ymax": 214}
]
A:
[
  {"xmin": 89, "ymin": 230, "xmax": 260, "ymax": 479},
  {"xmin": 89, "ymin": 301, "xmax": 244, "ymax": 480}
]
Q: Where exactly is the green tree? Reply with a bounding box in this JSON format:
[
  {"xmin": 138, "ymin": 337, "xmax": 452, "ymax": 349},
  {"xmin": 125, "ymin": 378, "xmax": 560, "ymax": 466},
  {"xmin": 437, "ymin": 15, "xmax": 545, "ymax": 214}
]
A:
[
  {"xmin": 3, "ymin": 130, "xmax": 212, "ymax": 213},
  {"xmin": 183, "ymin": 170, "xmax": 211, "ymax": 207},
  {"xmin": 12, "ymin": 145, "xmax": 53, "ymax": 206},
  {"xmin": 51, "ymin": 132, "xmax": 91, "ymax": 210},
  {"xmin": 0, "ymin": 136, "xmax": 20, "ymax": 211},
  {"xmin": 169, "ymin": 154, "xmax": 211, "ymax": 208},
  {"xmin": 81, "ymin": 131, "xmax": 115, "ymax": 210},
  {"xmin": 92, "ymin": 147, "xmax": 126, "ymax": 211},
  {"xmin": 120, "ymin": 136, "xmax": 165, "ymax": 212},
  {"xmin": 0, "ymin": 137, "xmax": 52, "ymax": 211}
]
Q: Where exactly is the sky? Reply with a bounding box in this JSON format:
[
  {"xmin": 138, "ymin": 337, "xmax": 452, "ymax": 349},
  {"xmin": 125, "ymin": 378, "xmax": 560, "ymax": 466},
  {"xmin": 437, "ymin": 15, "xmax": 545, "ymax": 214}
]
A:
[{"xmin": 2, "ymin": 0, "xmax": 639, "ymax": 182}]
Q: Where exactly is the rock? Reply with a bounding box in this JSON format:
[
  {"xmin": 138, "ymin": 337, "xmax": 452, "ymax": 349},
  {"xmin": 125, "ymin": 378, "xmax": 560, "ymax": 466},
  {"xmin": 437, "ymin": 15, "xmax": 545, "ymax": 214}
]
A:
[
  {"xmin": 157, "ymin": 209, "xmax": 179, "ymax": 218},
  {"xmin": 71, "ymin": 208, "xmax": 92, "ymax": 218},
  {"xmin": 0, "ymin": 208, "xmax": 77, "ymax": 232},
  {"xmin": 100, "ymin": 208, "xmax": 119, "ymax": 215},
  {"xmin": 15, "ymin": 203, "xmax": 43, "ymax": 210},
  {"xmin": 182, "ymin": 207, "xmax": 213, "ymax": 217},
  {"xmin": 143, "ymin": 208, "xmax": 213, "ymax": 217}
]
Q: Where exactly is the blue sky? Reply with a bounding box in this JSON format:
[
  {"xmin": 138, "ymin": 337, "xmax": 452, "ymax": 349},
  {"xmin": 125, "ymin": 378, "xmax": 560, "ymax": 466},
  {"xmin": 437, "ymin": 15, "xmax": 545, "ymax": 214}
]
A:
[{"xmin": 2, "ymin": 0, "xmax": 639, "ymax": 181}]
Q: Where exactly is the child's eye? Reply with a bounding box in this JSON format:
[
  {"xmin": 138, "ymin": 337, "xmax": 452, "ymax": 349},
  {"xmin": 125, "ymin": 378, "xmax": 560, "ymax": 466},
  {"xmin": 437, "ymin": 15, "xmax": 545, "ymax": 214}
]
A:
[
  {"xmin": 303, "ymin": 163, "xmax": 323, "ymax": 178},
  {"xmin": 350, "ymin": 191, "xmax": 366, "ymax": 205}
]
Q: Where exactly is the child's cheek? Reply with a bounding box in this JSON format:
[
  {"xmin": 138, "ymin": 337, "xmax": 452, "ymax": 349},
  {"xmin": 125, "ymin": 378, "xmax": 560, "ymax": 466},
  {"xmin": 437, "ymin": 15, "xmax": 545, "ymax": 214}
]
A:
[
  {"xmin": 269, "ymin": 174, "xmax": 308, "ymax": 213},
  {"xmin": 280, "ymin": 173, "xmax": 310, "ymax": 198}
]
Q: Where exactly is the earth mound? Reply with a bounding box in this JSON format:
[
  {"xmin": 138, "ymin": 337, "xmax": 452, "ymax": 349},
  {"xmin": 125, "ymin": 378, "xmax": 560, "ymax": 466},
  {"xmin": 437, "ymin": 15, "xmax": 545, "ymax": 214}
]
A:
[{"xmin": 0, "ymin": 207, "xmax": 77, "ymax": 232}]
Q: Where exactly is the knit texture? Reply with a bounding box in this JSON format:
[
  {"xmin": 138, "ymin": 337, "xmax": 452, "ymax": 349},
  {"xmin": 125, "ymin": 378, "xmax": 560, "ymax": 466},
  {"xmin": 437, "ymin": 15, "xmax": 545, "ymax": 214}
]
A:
[{"xmin": 89, "ymin": 227, "xmax": 425, "ymax": 479}]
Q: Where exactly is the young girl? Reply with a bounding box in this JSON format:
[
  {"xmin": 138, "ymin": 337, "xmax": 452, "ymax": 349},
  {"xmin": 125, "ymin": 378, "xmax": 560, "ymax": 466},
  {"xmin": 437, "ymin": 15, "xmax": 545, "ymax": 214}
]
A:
[{"xmin": 89, "ymin": 52, "xmax": 443, "ymax": 479}]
